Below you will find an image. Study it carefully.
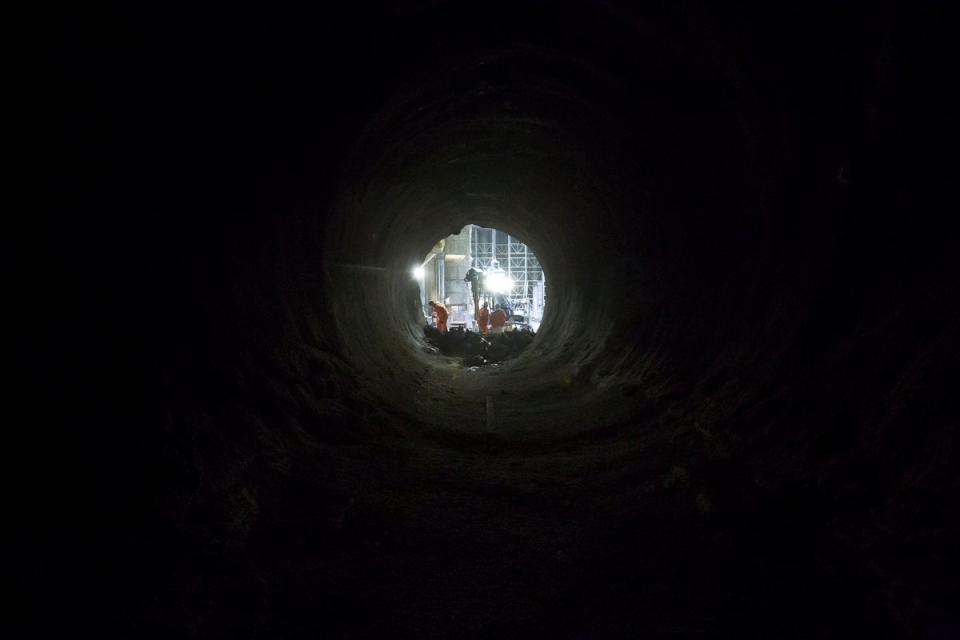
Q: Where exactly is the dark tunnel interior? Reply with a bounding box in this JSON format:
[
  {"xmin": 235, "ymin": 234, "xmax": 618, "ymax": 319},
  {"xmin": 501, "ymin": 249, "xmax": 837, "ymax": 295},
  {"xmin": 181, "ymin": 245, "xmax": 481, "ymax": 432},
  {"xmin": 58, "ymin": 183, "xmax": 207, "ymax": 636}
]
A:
[{"xmin": 27, "ymin": 1, "xmax": 958, "ymax": 637}]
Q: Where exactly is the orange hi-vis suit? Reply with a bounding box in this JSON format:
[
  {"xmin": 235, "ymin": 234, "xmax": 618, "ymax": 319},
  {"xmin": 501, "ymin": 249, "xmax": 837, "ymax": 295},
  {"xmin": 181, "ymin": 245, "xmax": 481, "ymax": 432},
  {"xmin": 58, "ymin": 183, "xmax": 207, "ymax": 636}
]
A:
[
  {"xmin": 490, "ymin": 308, "xmax": 507, "ymax": 330},
  {"xmin": 432, "ymin": 303, "xmax": 449, "ymax": 333},
  {"xmin": 477, "ymin": 305, "xmax": 490, "ymax": 334}
]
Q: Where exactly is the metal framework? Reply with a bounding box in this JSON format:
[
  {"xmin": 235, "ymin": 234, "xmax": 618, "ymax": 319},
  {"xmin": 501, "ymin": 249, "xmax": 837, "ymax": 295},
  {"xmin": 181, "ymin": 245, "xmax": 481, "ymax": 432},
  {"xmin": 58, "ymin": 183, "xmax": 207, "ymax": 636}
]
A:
[{"xmin": 468, "ymin": 225, "xmax": 544, "ymax": 314}]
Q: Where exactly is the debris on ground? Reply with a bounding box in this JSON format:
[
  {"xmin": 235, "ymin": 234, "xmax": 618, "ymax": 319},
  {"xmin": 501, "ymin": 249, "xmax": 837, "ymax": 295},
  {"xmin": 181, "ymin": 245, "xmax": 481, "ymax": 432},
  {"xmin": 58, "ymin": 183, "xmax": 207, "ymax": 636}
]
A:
[{"xmin": 423, "ymin": 325, "xmax": 535, "ymax": 366}]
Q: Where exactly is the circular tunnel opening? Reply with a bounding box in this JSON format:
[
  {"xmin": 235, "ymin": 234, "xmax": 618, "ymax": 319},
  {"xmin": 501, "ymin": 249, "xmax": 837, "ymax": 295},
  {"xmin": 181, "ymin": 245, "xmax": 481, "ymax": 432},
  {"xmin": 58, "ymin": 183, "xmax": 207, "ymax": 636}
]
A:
[
  {"xmin": 415, "ymin": 224, "xmax": 547, "ymax": 334},
  {"xmin": 414, "ymin": 223, "xmax": 547, "ymax": 368}
]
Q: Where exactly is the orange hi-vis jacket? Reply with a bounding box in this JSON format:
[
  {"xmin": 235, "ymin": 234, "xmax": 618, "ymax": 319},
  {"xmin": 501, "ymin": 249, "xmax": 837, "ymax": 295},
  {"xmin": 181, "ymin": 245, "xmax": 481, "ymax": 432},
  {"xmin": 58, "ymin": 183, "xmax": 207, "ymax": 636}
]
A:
[
  {"xmin": 477, "ymin": 306, "xmax": 490, "ymax": 333},
  {"xmin": 433, "ymin": 303, "xmax": 449, "ymax": 332}
]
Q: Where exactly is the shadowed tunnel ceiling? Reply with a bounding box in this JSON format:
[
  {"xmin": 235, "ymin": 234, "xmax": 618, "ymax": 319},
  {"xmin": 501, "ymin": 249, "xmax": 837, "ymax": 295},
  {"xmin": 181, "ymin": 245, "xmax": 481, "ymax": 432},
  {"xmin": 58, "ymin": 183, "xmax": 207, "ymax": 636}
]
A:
[{"xmin": 30, "ymin": 1, "xmax": 957, "ymax": 637}]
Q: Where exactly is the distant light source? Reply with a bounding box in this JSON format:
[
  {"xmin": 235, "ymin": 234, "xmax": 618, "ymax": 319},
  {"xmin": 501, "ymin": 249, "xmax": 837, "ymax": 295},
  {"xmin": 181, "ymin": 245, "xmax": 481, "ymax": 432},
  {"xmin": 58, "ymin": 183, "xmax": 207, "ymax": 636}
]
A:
[
  {"xmin": 485, "ymin": 271, "xmax": 511, "ymax": 293},
  {"xmin": 413, "ymin": 265, "xmax": 425, "ymax": 280}
]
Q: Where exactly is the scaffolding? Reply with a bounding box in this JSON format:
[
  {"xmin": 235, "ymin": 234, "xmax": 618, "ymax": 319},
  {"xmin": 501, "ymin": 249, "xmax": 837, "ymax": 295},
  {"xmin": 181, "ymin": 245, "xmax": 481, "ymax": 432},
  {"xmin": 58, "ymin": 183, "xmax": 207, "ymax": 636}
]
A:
[{"xmin": 468, "ymin": 225, "xmax": 545, "ymax": 319}]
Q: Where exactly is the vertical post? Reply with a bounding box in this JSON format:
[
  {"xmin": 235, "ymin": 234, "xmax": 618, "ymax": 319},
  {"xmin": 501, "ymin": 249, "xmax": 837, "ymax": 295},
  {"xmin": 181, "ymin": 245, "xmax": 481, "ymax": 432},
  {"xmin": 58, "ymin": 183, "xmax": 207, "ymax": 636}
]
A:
[
  {"xmin": 438, "ymin": 252, "xmax": 445, "ymax": 304},
  {"xmin": 506, "ymin": 232, "xmax": 512, "ymax": 306}
]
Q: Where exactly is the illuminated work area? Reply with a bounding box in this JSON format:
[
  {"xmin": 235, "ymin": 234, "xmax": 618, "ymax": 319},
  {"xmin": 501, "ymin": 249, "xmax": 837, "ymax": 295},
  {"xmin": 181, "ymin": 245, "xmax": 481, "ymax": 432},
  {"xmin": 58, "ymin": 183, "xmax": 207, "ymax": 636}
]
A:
[{"xmin": 415, "ymin": 224, "xmax": 546, "ymax": 332}]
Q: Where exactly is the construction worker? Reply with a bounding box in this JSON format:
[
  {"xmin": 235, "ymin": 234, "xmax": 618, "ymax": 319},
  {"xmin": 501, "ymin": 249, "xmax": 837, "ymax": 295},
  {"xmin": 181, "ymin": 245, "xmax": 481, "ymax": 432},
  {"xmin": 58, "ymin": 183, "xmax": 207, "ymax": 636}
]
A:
[
  {"xmin": 490, "ymin": 304, "xmax": 508, "ymax": 335},
  {"xmin": 428, "ymin": 300, "xmax": 449, "ymax": 333},
  {"xmin": 464, "ymin": 267, "xmax": 482, "ymax": 298},
  {"xmin": 477, "ymin": 301, "xmax": 490, "ymax": 335}
]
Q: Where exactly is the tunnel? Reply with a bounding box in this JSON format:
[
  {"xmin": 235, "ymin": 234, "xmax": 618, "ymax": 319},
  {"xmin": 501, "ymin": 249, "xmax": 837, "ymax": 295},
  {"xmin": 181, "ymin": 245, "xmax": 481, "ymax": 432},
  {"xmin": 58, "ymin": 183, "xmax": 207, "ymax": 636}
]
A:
[{"xmin": 29, "ymin": 1, "xmax": 957, "ymax": 637}]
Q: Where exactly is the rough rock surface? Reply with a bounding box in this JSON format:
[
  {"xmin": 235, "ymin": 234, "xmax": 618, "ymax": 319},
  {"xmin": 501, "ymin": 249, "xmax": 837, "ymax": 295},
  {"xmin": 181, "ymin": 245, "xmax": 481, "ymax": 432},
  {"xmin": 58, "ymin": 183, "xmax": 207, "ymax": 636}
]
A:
[
  {"xmin": 27, "ymin": 2, "xmax": 958, "ymax": 638},
  {"xmin": 424, "ymin": 325, "xmax": 536, "ymax": 366}
]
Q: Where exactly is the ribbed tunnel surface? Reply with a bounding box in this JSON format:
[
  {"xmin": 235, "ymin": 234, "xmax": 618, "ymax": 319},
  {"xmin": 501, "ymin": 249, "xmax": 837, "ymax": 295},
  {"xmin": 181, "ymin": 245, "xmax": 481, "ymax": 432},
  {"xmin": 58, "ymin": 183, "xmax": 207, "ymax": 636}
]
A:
[
  {"xmin": 33, "ymin": 2, "xmax": 957, "ymax": 638},
  {"xmin": 327, "ymin": 30, "xmax": 759, "ymax": 439}
]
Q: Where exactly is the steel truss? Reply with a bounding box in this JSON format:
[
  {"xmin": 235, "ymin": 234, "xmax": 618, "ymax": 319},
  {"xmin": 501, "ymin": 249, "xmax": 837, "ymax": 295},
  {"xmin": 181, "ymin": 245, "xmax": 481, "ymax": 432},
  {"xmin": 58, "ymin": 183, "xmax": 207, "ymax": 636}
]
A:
[{"xmin": 469, "ymin": 225, "xmax": 544, "ymax": 313}]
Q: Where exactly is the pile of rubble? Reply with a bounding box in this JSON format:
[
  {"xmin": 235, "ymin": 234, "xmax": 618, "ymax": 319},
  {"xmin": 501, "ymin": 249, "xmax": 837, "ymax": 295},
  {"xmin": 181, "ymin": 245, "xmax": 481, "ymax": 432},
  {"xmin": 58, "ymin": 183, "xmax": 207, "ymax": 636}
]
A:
[{"xmin": 423, "ymin": 325, "xmax": 536, "ymax": 367}]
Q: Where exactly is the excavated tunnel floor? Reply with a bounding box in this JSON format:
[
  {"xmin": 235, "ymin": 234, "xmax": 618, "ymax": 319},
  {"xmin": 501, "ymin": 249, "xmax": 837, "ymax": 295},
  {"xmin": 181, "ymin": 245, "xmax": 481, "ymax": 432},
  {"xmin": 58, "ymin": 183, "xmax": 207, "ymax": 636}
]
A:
[{"xmin": 31, "ymin": 2, "xmax": 958, "ymax": 638}]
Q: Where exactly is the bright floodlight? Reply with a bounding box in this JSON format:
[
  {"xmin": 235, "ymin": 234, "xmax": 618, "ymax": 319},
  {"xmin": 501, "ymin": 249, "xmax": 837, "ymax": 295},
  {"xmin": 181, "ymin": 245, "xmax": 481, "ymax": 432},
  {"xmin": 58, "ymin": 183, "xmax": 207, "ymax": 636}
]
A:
[
  {"xmin": 412, "ymin": 265, "xmax": 425, "ymax": 279},
  {"xmin": 486, "ymin": 271, "xmax": 511, "ymax": 293}
]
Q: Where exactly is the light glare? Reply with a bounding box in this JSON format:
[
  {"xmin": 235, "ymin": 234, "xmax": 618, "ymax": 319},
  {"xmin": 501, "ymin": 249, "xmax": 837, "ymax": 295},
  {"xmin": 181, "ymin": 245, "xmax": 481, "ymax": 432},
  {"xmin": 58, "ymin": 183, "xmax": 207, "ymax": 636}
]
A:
[{"xmin": 486, "ymin": 271, "xmax": 511, "ymax": 293}]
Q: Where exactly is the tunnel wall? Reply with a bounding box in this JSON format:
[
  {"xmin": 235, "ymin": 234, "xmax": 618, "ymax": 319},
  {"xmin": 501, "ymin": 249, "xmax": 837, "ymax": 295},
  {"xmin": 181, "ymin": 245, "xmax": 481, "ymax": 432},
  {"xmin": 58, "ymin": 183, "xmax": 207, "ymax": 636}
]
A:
[
  {"xmin": 324, "ymin": 27, "xmax": 764, "ymax": 413},
  {"xmin": 32, "ymin": 1, "xmax": 958, "ymax": 636}
]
